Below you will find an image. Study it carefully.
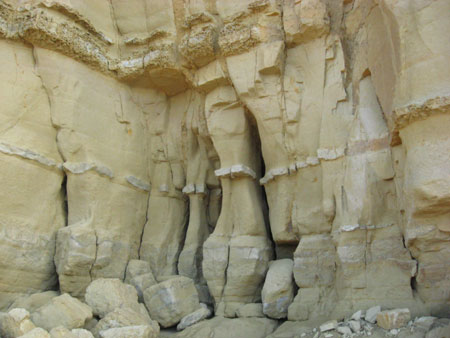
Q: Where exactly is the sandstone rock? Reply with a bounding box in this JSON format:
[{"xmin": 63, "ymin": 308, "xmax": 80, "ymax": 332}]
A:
[
  {"xmin": 54, "ymin": 223, "xmax": 97, "ymax": 298},
  {"xmin": 125, "ymin": 260, "xmax": 152, "ymax": 283},
  {"xmin": 377, "ymin": 308, "xmax": 411, "ymax": 330},
  {"xmin": 49, "ymin": 326, "xmax": 76, "ymax": 338},
  {"xmin": 19, "ymin": 328, "xmax": 51, "ymax": 338},
  {"xmin": 99, "ymin": 325, "xmax": 157, "ymax": 338},
  {"xmin": 177, "ymin": 304, "xmax": 212, "ymax": 331},
  {"xmin": 337, "ymin": 325, "xmax": 352, "ymax": 335},
  {"xmin": 262, "ymin": 259, "xmax": 295, "ymax": 319},
  {"xmin": 143, "ymin": 276, "xmax": 201, "ymax": 328},
  {"xmin": 425, "ymin": 318, "xmax": 450, "ymax": 338},
  {"xmin": 0, "ymin": 308, "xmax": 36, "ymax": 338},
  {"xmin": 93, "ymin": 307, "xmax": 159, "ymax": 338},
  {"xmin": 128, "ymin": 273, "xmax": 158, "ymax": 304},
  {"xmin": 71, "ymin": 329, "xmax": 95, "ymax": 338},
  {"xmin": 84, "ymin": 278, "xmax": 140, "ymax": 317},
  {"xmin": 236, "ymin": 304, "xmax": 265, "ymax": 318},
  {"xmin": 8, "ymin": 292, "xmax": 59, "ymax": 314},
  {"xmin": 320, "ymin": 320, "xmax": 338, "ymax": 332},
  {"xmin": 349, "ymin": 320, "xmax": 361, "ymax": 333},
  {"xmin": 365, "ymin": 306, "xmax": 381, "ymax": 324},
  {"xmin": 31, "ymin": 294, "xmax": 93, "ymax": 331},
  {"xmin": 175, "ymin": 317, "xmax": 278, "ymax": 338}
]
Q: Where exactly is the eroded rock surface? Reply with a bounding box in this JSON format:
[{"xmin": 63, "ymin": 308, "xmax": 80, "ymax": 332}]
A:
[{"xmin": 0, "ymin": 1, "xmax": 449, "ymax": 335}]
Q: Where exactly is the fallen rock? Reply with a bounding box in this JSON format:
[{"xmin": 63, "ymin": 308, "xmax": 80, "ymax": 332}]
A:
[
  {"xmin": 425, "ymin": 318, "xmax": 450, "ymax": 338},
  {"xmin": 84, "ymin": 278, "xmax": 141, "ymax": 317},
  {"xmin": 125, "ymin": 260, "xmax": 152, "ymax": 283},
  {"xmin": 261, "ymin": 259, "xmax": 295, "ymax": 319},
  {"xmin": 176, "ymin": 317, "xmax": 278, "ymax": 338},
  {"xmin": 8, "ymin": 292, "xmax": 59, "ymax": 313},
  {"xmin": 414, "ymin": 316, "xmax": 437, "ymax": 331},
  {"xmin": 0, "ymin": 308, "xmax": 36, "ymax": 337},
  {"xmin": 31, "ymin": 294, "xmax": 93, "ymax": 331},
  {"xmin": 266, "ymin": 321, "xmax": 312, "ymax": 338},
  {"xmin": 49, "ymin": 326, "xmax": 76, "ymax": 338},
  {"xmin": 320, "ymin": 320, "xmax": 338, "ymax": 332},
  {"xmin": 348, "ymin": 320, "xmax": 361, "ymax": 333},
  {"xmin": 337, "ymin": 325, "xmax": 352, "ymax": 335},
  {"xmin": 18, "ymin": 327, "xmax": 51, "ymax": 338},
  {"xmin": 99, "ymin": 325, "xmax": 158, "ymax": 338},
  {"xmin": 236, "ymin": 303, "xmax": 265, "ymax": 318},
  {"xmin": 377, "ymin": 308, "xmax": 411, "ymax": 329},
  {"xmin": 365, "ymin": 306, "xmax": 381, "ymax": 323},
  {"xmin": 92, "ymin": 307, "xmax": 159, "ymax": 338},
  {"xmin": 144, "ymin": 276, "xmax": 201, "ymax": 328},
  {"xmin": 71, "ymin": 329, "xmax": 95, "ymax": 338},
  {"xmin": 177, "ymin": 304, "xmax": 212, "ymax": 331},
  {"xmin": 125, "ymin": 261, "xmax": 157, "ymax": 302},
  {"xmin": 351, "ymin": 310, "xmax": 363, "ymax": 321}
]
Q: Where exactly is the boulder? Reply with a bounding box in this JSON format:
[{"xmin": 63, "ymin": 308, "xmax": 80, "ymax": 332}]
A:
[
  {"xmin": 8, "ymin": 292, "xmax": 59, "ymax": 313},
  {"xmin": 144, "ymin": 276, "xmax": 201, "ymax": 328},
  {"xmin": 31, "ymin": 294, "xmax": 93, "ymax": 331},
  {"xmin": 425, "ymin": 318, "xmax": 450, "ymax": 338},
  {"xmin": 99, "ymin": 325, "xmax": 158, "ymax": 338},
  {"xmin": 348, "ymin": 320, "xmax": 361, "ymax": 333},
  {"xmin": 71, "ymin": 329, "xmax": 95, "ymax": 338},
  {"xmin": 176, "ymin": 317, "xmax": 278, "ymax": 338},
  {"xmin": 18, "ymin": 328, "xmax": 51, "ymax": 338},
  {"xmin": 84, "ymin": 278, "xmax": 141, "ymax": 317},
  {"xmin": 376, "ymin": 308, "xmax": 411, "ymax": 329},
  {"xmin": 261, "ymin": 259, "xmax": 295, "ymax": 319},
  {"xmin": 365, "ymin": 306, "xmax": 381, "ymax": 323},
  {"xmin": 236, "ymin": 303, "xmax": 265, "ymax": 318},
  {"xmin": 125, "ymin": 260, "xmax": 152, "ymax": 283},
  {"xmin": 49, "ymin": 326, "xmax": 76, "ymax": 338},
  {"xmin": 177, "ymin": 304, "xmax": 212, "ymax": 331},
  {"xmin": 320, "ymin": 320, "xmax": 338, "ymax": 332},
  {"xmin": 92, "ymin": 307, "xmax": 159, "ymax": 338},
  {"xmin": 129, "ymin": 273, "xmax": 157, "ymax": 303},
  {"xmin": 0, "ymin": 308, "xmax": 36, "ymax": 338}
]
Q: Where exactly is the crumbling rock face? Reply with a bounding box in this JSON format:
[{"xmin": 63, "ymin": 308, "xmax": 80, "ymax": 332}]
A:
[{"xmin": 0, "ymin": 0, "xmax": 449, "ymax": 327}]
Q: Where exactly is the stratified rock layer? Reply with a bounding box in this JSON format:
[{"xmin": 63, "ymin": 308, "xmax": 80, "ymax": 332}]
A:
[{"xmin": 0, "ymin": 0, "xmax": 448, "ymax": 326}]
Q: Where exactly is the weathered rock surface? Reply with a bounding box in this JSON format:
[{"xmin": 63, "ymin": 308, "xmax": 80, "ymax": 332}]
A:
[
  {"xmin": 19, "ymin": 327, "xmax": 51, "ymax": 338},
  {"xmin": 262, "ymin": 259, "xmax": 295, "ymax": 319},
  {"xmin": 0, "ymin": 1, "xmax": 449, "ymax": 336},
  {"xmin": 144, "ymin": 276, "xmax": 201, "ymax": 328},
  {"xmin": 0, "ymin": 308, "xmax": 36, "ymax": 338},
  {"xmin": 377, "ymin": 308, "xmax": 411, "ymax": 330},
  {"xmin": 99, "ymin": 325, "xmax": 158, "ymax": 338},
  {"xmin": 84, "ymin": 278, "xmax": 141, "ymax": 318},
  {"xmin": 30, "ymin": 294, "xmax": 93, "ymax": 331},
  {"xmin": 177, "ymin": 304, "xmax": 212, "ymax": 331}
]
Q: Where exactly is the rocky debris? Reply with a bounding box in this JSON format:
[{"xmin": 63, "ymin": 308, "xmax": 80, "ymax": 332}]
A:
[
  {"xmin": 99, "ymin": 325, "xmax": 158, "ymax": 338},
  {"xmin": 49, "ymin": 326, "xmax": 76, "ymax": 338},
  {"xmin": 336, "ymin": 325, "xmax": 352, "ymax": 335},
  {"xmin": 320, "ymin": 320, "xmax": 338, "ymax": 332},
  {"xmin": 235, "ymin": 303, "xmax": 265, "ymax": 318},
  {"xmin": 348, "ymin": 320, "xmax": 361, "ymax": 333},
  {"xmin": 365, "ymin": 306, "xmax": 382, "ymax": 324},
  {"xmin": 351, "ymin": 310, "xmax": 363, "ymax": 321},
  {"xmin": 414, "ymin": 317, "xmax": 437, "ymax": 331},
  {"xmin": 175, "ymin": 317, "xmax": 278, "ymax": 338},
  {"xmin": 92, "ymin": 307, "xmax": 159, "ymax": 338},
  {"xmin": 377, "ymin": 308, "xmax": 411, "ymax": 330},
  {"xmin": 18, "ymin": 327, "xmax": 51, "ymax": 338},
  {"xmin": 261, "ymin": 259, "xmax": 295, "ymax": 319},
  {"xmin": 0, "ymin": 308, "xmax": 36, "ymax": 337},
  {"xmin": 71, "ymin": 329, "xmax": 95, "ymax": 338},
  {"xmin": 30, "ymin": 294, "xmax": 93, "ymax": 331},
  {"xmin": 144, "ymin": 276, "xmax": 201, "ymax": 328},
  {"xmin": 8, "ymin": 292, "xmax": 59, "ymax": 314},
  {"xmin": 177, "ymin": 304, "xmax": 212, "ymax": 331},
  {"xmin": 84, "ymin": 278, "xmax": 141, "ymax": 317},
  {"xmin": 123, "ymin": 261, "xmax": 157, "ymax": 303},
  {"xmin": 425, "ymin": 318, "xmax": 450, "ymax": 338}
]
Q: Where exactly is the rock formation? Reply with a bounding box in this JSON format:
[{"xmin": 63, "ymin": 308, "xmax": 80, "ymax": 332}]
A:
[{"xmin": 0, "ymin": 0, "xmax": 449, "ymax": 336}]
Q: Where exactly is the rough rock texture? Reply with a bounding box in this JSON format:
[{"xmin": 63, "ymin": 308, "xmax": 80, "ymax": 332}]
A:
[
  {"xmin": 0, "ymin": 308, "xmax": 36, "ymax": 338},
  {"xmin": 143, "ymin": 276, "xmax": 201, "ymax": 328},
  {"xmin": 0, "ymin": 0, "xmax": 449, "ymax": 334}
]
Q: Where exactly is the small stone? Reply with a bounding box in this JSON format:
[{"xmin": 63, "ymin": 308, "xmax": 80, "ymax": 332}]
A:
[
  {"xmin": 390, "ymin": 328, "xmax": 399, "ymax": 335},
  {"xmin": 320, "ymin": 320, "xmax": 338, "ymax": 332},
  {"xmin": 351, "ymin": 310, "xmax": 362, "ymax": 321},
  {"xmin": 71, "ymin": 329, "xmax": 94, "ymax": 338},
  {"xmin": 349, "ymin": 320, "xmax": 361, "ymax": 333},
  {"xmin": 324, "ymin": 334, "xmax": 333, "ymax": 338},
  {"xmin": 414, "ymin": 316, "xmax": 436, "ymax": 330},
  {"xmin": 337, "ymin": 325, "xmax": 352, "ymax": 335},
  {"xmin": 377, "ymin": 308, "xmax": 410, "ymax": 329},
  {"xmin": 365, "ymin": 306, "xmax": 381, "ymax": 323}
]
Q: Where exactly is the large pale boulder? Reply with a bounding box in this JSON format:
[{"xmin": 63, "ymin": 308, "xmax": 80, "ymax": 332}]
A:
[
  {"xmin": 261, "ymin": 259, "xmax": 295, "ymax": 319},
  {"xmin": 143, "ymin": 276, "xmax": 201, "ymax": 328},
  {"xmin": 377, "ymin": 308, "xmax": 411, "ymax": 330},
  {"xmin": 84, "ymin": 278, "xmax": 141, "ymax": 317},
  {"xmin": 31, "ymin": 294, "xmax": 92, "ymax": 331}
]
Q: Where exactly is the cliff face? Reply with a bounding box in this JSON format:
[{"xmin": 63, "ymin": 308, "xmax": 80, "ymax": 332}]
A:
[{"xmin": 0, "ymin": 0, "xmax": 449, "ymax": 323}]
